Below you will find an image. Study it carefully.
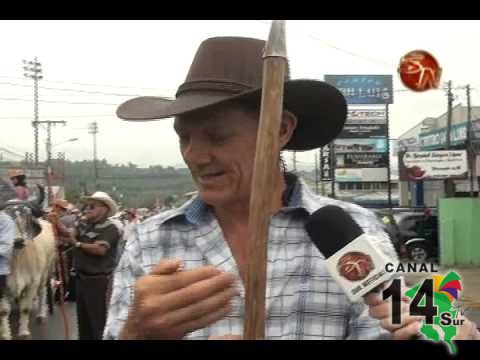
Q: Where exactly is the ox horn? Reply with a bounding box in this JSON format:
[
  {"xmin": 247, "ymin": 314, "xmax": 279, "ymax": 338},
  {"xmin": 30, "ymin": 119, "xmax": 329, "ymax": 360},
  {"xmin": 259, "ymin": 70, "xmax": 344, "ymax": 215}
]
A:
[{"xmin": 26, "ymin": 184, "xmax": 45, "ymax": 217}]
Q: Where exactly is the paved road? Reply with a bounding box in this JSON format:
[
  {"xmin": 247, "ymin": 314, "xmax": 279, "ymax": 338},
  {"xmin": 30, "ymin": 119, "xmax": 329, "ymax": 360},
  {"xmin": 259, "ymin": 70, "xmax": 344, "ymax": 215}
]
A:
[
  {"xmin": 10, "ymin": 301, "xmax": 78, "ymax": 340},
  {"xmin": 30, "ymin": 302, "xmax": 78, "ymax": 340}
]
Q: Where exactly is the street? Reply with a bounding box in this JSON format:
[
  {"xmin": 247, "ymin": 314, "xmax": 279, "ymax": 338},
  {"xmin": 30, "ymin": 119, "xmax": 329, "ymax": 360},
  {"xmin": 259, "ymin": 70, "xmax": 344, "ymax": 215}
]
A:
[{"xmin": 10, "ymin": 302, "xmax": 78, "ymax": 340}]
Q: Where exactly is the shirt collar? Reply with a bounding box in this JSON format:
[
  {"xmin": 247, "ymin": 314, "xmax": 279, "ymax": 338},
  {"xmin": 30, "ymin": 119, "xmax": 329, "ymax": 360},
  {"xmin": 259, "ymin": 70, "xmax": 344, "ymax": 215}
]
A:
[
  {"xmin": 158, "ymin": 173, "xmax": 321, "ymax": 227},
  {"xmin": 279, "ymin": 173, "xmax": 319, "ymax": 216},
  {"xmin": 155, "ymin": 197, "xmax": 210, "ymax": 227}
]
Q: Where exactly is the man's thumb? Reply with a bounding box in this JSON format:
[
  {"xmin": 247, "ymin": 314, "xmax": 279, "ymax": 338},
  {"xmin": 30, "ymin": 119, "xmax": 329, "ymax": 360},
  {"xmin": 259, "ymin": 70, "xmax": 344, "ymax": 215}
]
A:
[{"xmin": 150, "ymin": 259, "xmax": 183, "ymax": 275}]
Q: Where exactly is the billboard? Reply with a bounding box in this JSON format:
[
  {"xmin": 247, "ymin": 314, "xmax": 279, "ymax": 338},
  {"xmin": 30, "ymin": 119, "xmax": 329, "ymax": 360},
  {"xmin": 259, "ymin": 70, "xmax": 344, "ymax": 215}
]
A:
[
  {"xmin": 398, "ymin": 150, "xmax": 468, "ymax": 181},
  {"xmin": 347, "ymin": 109, "xmax": 387, "ymax": 124},
  {"xmin": 420, "ymin": 119, "xmax": 480, "ymax": 150},
  {"xmin": 325, "ymin": 75, "xmax": 393, "ymax": 104},
  {"xmin": 335, "ymin": 138, "xmax": 388, "ymax": 154},
  {"xmin": 335, "ymin": 168, "xmax": 388, "ymax": 182},
  {"xmin": 336, "ymin": 153, "xmax": 388, "ymax": 169},
  {"xmin": 340, "ymin": 123, "xmax": 387, "ymax": 138}
]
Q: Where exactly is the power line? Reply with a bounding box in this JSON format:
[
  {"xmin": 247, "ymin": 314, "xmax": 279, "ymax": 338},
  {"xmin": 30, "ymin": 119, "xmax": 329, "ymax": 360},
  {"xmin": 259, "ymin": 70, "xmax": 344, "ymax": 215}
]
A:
[
  {"xmin": 0, "ymin": 80, "xmax": 167, "ymax": 97},
  {"xmin": 0, "ymin": 74, "xmax": 164, "ymax": 91},
  {"xmin": 0, "ymin": 147, "xmax": 25, "ymax": 158},
  {"xmin": 0, "ymin": 114, "xmax": 114, "ymax": 119},
  {"xmin": 255, "ymin": 20, "xmax": 394, "ymax": 69},
  {"xmin": 0, "ymin": 96, "xmax": 119, "ymax": 106}
]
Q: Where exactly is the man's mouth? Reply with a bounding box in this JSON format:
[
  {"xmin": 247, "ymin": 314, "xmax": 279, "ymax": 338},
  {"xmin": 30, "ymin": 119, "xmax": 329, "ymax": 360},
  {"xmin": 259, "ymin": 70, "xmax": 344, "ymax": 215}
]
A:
[{"xmin": 198, "ymin": 171, "xmax": 226, "ymax": 182}]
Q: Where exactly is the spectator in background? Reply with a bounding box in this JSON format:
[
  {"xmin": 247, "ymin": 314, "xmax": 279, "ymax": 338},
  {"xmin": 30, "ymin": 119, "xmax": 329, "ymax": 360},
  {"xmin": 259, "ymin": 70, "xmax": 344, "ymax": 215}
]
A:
[
  {"xmin": 49, "ymin": 199, "xmax": 77, "ymax": 302},
  {"xmin": 8, "ymin": 169, "xmax": 30, "ymax": 201},
  {"xmin": 115, "ymin": 209, "xmax": 137, "ymax": 267},
  {"xmin": 53, "ymin": 191, "xmax": 121, "ymax": 340}
]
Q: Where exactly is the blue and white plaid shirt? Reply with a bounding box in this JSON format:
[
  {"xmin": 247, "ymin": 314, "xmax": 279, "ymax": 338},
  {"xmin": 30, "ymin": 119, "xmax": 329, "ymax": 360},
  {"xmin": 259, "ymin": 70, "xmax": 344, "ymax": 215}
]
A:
[
  {"xmin": 104, "ymin": 177, "xmax": 397, "ymax": 340},
  {"xmin": 0, "ymin": 212, "xmax": 15, "ymax": 276}
]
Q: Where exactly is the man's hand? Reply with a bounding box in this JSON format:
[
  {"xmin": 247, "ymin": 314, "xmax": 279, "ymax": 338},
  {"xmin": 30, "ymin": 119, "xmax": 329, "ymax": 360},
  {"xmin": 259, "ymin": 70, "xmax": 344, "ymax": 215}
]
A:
[
  {"xmin": 365, "ymin": 291, "xmax": 422, "ymax": 340},
  {"xmin": 120, "ymin": 259, "xmax": 240, "ymax": 340},
  {"xmin": 454, "ymin": 315, "xmax": 480, "ymax": 340}
]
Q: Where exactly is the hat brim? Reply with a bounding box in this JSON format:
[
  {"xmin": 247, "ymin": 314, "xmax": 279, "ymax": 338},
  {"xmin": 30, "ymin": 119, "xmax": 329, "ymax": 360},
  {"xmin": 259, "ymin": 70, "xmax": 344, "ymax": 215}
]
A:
[
  {"xmin": 117, "ymin": 79, "xmax": 347, "ymax": 151},
  {"xmin": 81, "ymin": 196, "xmax": 118, "ymax": 218}
]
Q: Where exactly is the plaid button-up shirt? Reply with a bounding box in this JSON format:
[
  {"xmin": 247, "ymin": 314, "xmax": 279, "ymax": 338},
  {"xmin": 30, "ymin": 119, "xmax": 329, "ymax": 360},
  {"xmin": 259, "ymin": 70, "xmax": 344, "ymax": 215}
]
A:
[{"xmin": 104, "ymin": 177, "xmax": 397, "ymax": 340}]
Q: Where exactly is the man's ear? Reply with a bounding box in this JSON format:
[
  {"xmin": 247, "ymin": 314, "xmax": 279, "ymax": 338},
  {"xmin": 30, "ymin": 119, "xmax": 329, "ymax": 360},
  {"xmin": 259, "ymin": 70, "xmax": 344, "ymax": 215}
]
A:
[{"xmin": 279, "ymin": 110, "xmax": 298, "ymax": 149}]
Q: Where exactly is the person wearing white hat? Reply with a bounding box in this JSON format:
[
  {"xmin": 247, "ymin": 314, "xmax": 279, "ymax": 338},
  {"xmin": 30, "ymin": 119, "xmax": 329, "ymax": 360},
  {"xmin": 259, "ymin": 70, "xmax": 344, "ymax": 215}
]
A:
[{"xmin": 55, "ymin": 191, "xmax": 121, "ymax": 340}]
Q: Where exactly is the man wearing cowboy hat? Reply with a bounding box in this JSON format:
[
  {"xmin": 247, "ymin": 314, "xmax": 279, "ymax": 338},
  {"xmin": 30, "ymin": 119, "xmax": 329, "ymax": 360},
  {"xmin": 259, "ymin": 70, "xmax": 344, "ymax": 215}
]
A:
[
  {"xmin": 104, "ymin": 36, "xmax": 479, "ymax": 341},
  {"xmin": 57, "ymin": 191, "xmax": 121, "ymax": 340},
  {"xmin": 8, "ymin": 169, "xmax": 30, "ymax": 202}
]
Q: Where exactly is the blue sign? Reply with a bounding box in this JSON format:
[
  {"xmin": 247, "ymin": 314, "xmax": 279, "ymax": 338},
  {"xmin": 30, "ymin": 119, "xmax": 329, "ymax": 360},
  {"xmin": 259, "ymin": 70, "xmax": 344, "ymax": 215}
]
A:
[
  {"xmin": 420, "ymin": 119, "xmax": 480, "ymax": 150},
  {"xmin": 334, "ymin": 138, "xmax": 388, "ymax": 154},
  {"xmin": 325, "ymin": 75, "xmax": 393, "ymax": 104}
]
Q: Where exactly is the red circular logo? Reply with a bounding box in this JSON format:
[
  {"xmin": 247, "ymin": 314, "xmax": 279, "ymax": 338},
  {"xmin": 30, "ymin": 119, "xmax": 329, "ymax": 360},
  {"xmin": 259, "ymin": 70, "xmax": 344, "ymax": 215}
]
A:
[
  {"xmin": 337, "ymin": 252, "xmax": 374, "ymax": 282},
  {"xmin": 398, "ymin": 50, "xmax": 442, "ymax": 92},
  {"xmin": 406, "ymin": 165, "xmax": 427, "ymax": 181}
]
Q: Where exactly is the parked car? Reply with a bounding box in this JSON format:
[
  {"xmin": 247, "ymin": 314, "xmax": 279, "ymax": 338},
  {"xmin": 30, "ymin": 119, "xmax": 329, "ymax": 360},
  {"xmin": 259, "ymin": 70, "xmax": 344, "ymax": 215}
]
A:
[
  {"xmin": 374, "ymin": 210, "xmax": 407, "ymax": 259},
  {"xmin": 394, "ymin": 211, "xmax": 438, "ymax": 263},
  {"xmin": 375, "ymin": 208, "xmax": 438, "ymax": 262}
]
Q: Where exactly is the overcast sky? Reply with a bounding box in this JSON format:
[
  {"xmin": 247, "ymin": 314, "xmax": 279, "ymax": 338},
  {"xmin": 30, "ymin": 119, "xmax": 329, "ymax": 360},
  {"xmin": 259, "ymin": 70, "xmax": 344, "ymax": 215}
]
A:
[{"xmin": 1, "ymin": 20, "xmax": 480, "ymax": 169}]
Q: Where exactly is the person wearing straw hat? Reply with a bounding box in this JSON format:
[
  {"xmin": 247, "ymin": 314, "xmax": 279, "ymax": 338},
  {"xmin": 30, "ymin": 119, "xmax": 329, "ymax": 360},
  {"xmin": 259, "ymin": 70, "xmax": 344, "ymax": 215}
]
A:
[
  {"xmin": 56, "ymin": 191, "xmax": 120, "ymax": 340},
  {"xmin": 8, "ymin": 169, "xmax": 30, "ymax": 201},
  {"xmin": 103, "ymin": 36, "xmax": 479, "ymax": 341}
]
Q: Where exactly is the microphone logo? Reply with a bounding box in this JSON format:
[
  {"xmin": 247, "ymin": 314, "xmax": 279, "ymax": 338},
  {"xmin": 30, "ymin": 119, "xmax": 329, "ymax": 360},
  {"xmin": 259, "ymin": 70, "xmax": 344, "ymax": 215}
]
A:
[{"xmin": 337, "ymin": 252, "xmax": 374, "ymax": 281}]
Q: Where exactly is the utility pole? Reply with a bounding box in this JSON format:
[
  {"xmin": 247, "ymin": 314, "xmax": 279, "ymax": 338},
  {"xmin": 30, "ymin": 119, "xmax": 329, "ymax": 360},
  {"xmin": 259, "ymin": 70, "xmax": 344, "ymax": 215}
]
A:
[
  {"xmin": 88, "ymin": 122, "xmax": 99, "ymax": 190},
  {"xmin": 466, "ymin": 84, "xmax": 476, "ymax": 197},
  {"xmin": 23, "ymin": 58, "xmax": 43, "ymax": 166},
  {"xmin": 444, "ymin": 80, "xmax": 455, "ymax": 198},
  {"xmin": 314, "ymin": 150, "xmax": 319, "ymax": 194},
  {"xmin": 386, "ymin": 104, "xmax": 392, "ymax": 210},
  {"xmin": 39, "ymin": 120, "xmax": 66, "ymax": 205},
  {"xmin": 330, "ymin": 143, "xmax": 336, "ymax": 198},
  {"xmin": 320, "ymin": 144, "xmax": 335, "ymax": 198},
  {"xmin": 292, "ymin": 151, "xmax": 297, "ymax": 173}
]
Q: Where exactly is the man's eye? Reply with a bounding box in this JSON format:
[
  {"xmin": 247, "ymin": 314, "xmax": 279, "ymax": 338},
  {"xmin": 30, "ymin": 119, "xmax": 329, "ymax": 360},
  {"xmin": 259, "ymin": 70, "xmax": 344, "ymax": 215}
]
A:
[{"xmin": 209, "ymin": 134, "xmax": 227, "ymax": 144}]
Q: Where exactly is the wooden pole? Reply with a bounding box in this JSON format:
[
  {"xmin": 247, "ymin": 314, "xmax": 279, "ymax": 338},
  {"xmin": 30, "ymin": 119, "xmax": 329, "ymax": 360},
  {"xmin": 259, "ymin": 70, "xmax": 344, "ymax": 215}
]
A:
[{"xmin": 243, "ymin": 20, "xmax": 287, "ymax": 340}]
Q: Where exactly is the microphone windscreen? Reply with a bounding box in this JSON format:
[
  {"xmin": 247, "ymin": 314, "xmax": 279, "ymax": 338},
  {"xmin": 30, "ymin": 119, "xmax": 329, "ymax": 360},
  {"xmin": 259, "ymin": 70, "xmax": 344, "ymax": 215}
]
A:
[{"xmin": 305, "ymin": 205, "xmax": 364, "ymax": 258}]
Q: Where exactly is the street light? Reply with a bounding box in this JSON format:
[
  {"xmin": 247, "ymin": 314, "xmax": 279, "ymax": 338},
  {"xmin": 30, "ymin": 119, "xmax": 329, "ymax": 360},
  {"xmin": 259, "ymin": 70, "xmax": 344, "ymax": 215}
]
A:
[{"xmin": 52, "ymin": 138, "xmax": 79, "ymax": 147}]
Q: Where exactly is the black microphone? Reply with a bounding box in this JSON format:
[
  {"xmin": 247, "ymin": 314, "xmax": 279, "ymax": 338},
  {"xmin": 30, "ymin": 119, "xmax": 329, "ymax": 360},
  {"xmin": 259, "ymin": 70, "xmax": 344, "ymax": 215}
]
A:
[{"xmin": 305, "ymin": 205, "xmax": 399, "ymax": 302}]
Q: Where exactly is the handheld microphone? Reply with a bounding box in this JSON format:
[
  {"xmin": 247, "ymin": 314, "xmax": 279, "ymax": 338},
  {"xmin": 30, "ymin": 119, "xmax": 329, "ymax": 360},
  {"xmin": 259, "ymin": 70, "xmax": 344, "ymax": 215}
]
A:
[{"xmin": 305, "ymin": 205, "xmax": 399, "ymax": 302}]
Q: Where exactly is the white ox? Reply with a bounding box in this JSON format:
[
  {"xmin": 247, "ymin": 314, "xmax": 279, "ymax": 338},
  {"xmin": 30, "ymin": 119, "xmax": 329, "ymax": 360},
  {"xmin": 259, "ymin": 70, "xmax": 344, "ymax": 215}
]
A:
[{"xmin": 0, "ymin": 199, "xmax": 57, "ymax": 340}]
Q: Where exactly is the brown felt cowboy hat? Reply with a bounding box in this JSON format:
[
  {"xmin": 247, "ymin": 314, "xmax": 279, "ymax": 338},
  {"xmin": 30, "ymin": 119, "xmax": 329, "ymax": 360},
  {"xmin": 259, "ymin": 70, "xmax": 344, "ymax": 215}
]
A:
[{"xmin": 117, "ymin": 36, "xmax": 347, "ymax": 151}]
